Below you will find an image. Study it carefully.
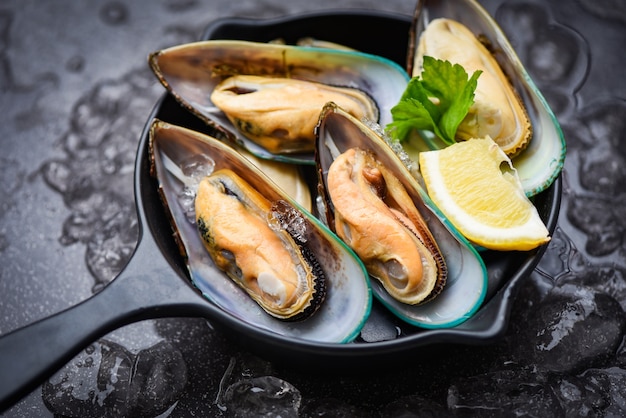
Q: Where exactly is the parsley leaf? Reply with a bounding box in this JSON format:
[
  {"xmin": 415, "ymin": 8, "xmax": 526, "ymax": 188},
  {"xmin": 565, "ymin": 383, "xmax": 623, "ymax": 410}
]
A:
[{"xmin": 386, "ymin": 56, "xmax": 481, "ymax": 146}]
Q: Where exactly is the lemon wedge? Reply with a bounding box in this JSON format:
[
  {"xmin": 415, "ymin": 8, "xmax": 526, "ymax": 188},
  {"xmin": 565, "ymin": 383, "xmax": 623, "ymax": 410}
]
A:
[{"xmin": 418, "ymin": 136, "xmax": 550, "ymax": 251}]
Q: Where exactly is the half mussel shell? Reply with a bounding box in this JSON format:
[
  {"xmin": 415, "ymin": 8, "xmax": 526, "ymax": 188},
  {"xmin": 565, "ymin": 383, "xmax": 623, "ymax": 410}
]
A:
[
  {"xmin": 148, "ymin": 40, "xmax": 409, "ymax": 164},
  {"xmin": 149, "ymin": 119, "xmax": 371, "ymax": 342},
  {"xmin": 315, "ymin": 103, "xmax": 488, "ymax": 328}
]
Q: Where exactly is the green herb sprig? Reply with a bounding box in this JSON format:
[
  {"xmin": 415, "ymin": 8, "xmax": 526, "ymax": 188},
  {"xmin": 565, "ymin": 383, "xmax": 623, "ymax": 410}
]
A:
[{"xmin": 386, "ymin": 56, "xmax": 482, "ymax": 145}]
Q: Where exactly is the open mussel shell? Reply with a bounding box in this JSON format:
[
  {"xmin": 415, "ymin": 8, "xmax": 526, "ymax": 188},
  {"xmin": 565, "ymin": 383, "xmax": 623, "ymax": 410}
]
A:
[
  {"xmin": 407, "ymin": 0, "xmax": 565, "ymax": 197},
  {"xmin": 315, "ymin": 103, "xmax": 487, "ymax": 328},
  {"xmin": 149, "ymin": 119, "xmax": 371, "ymax": 342},
  {"xmin": 148, "ymin": 40, "xmax": 409, "ymax": 164}
]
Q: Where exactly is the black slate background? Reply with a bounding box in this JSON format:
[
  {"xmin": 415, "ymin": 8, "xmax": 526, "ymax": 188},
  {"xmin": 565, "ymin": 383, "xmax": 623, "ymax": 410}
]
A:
[{"xmin": 1, "ymin": 0, "xmax": 625, "ymax": 416}]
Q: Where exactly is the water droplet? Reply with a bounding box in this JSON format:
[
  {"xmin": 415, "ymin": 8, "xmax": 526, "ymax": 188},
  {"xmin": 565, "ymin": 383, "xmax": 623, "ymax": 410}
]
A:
[
  {"xmin": 99, "ymin": 2, "xmax": 128, "ymax": 26},
  {"xmin": 66, "ymin": 55, "xmax": 85, "ymax": 73}
]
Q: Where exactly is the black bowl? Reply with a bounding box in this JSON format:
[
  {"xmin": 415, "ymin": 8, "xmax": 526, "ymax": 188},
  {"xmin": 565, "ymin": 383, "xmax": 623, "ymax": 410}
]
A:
[{"xmin": 143, "ymin": 10, "xmax": 561, "ymax": 369}]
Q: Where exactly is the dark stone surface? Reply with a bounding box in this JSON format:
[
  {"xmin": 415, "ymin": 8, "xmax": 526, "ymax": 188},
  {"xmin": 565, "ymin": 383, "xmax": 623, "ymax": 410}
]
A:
[{"xmin": 1, "ymin": 0, "xmax": 625, "ymax": 416}]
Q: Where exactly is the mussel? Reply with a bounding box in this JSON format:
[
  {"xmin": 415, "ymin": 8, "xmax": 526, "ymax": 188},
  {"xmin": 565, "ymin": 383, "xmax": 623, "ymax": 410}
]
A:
[
  {"xmin": 195, "ymin": 170, "xmax": 325, "ymax": 321},
  {"xmin": 210, "ymin": 75, "xmax": 378, "ymax": 154},
  {"xmin": 148, "ymin": 40, "xmax": 409, "ymax": 164},
  {"xmin": 414, "ymin": 17, "xmax": 532, "ymax": 157},
  {"xmin": 316, "ymin": 103, "xmax": 487, "ymax": 328},
  {"xmin": 325, "ymin": 147, "xmax": 445, "ymax": 305},
  {"xmin": 149, "ymin": 119, "xmax": 371, "ymax": 341},
  {"xmin": 406, "ymin": 0, "xmax": 565, "ymax": 197}
]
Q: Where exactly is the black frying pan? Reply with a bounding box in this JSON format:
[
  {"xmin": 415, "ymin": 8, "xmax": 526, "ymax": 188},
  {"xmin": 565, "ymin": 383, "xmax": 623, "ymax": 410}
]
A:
[{"xmin": 0, "ymin": 10, "xmax": 561, "ymax": 412}]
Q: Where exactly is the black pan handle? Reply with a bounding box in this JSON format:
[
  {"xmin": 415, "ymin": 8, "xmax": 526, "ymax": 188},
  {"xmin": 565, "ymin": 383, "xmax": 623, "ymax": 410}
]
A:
[{"xmin": 0, "ymin": 228, "xmax": 210, "ymax": 412}]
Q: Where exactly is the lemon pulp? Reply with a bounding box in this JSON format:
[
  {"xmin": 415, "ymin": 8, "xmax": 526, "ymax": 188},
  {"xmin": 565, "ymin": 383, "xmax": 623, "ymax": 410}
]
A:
[{"xmin": 418, "ymin": 136, "xmax": 550, "ymax": 251}]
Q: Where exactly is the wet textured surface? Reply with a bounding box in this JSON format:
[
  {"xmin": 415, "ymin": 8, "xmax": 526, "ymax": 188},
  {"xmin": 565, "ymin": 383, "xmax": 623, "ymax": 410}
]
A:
[{"xmin": 0, "ymin": 0, "xmax": 625, "ymax": 416}]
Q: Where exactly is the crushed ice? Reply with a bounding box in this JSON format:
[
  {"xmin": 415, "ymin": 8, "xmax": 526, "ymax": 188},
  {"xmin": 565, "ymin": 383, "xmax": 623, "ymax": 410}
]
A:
[
  {"xmin": 268, "ymin": 200, "xmax": 307, "ymax": 244},
  {"xmin": 364, "ymin": 118, "xmax": 420, "ymax": 177},
  {"xmin": 164, "ymin": 153, "xmax": 215, "ymax": 224}
]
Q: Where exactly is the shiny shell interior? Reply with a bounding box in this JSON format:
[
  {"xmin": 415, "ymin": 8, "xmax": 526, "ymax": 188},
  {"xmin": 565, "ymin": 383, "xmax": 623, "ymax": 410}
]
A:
[
  {"xmin": 148, "ymin": 40, "xmax": 410, "ymax": 164},
  {"xmin": 406, "ymin": 0, "xmax": 565, "ymax": 197},
  {"xmin": 149, "ymin": 119, "xmax": 372, "ymax": 342},
  {"xmin": 316, "ymin": 103, "xmax": 487, "ymax": 328}
]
